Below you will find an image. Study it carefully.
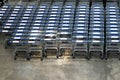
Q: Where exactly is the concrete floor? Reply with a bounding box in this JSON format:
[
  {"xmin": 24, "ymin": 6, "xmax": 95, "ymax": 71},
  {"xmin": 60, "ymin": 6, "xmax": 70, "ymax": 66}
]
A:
[{"xmin": 0, "ymin": 34, "xmax": 120, "ymax": 80}]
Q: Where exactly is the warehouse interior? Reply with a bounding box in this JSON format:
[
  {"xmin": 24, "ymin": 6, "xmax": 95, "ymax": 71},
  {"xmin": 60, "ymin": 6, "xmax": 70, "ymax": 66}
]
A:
[{"xmin": 0, "ymin": 0, "xmax": 120, "ymax": 80}]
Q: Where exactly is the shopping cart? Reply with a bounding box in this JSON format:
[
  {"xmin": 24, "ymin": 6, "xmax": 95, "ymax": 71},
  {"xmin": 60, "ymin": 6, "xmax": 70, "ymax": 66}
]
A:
[
  {"xmin": 105, "ymin": 2, "xmax": 120, "ymax": 59},
  {"xmin": 72, "ymin": 2, "xmax": 89, "ymax": 59},
  {"xmin": 89, "ymin": 2, "xmax": 104, "ymax": 59}
]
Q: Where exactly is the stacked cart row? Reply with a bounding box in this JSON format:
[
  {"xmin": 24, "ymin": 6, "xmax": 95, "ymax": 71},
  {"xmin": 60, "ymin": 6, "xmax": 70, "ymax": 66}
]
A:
[
  {"xmin": 44, "ymin": 1, "xmax": 63, "ymax": 58},
  {"xmin": 89, "ymin": 2, "xmax": 104, "ymax": 59},
  {"xmin": 105, "ymin": 2, "xmax": 120, "ymax": 59},
  {"xmin": 0, "ymin": 1, "xmax": 120, "ymax": 60},
  {"xmin": 58, "ymin": 1, "xmax": 75, "ymax": 57},
  {"xmin": 72, "ymin": 2, "xmax": 89, "ymax": 59}
]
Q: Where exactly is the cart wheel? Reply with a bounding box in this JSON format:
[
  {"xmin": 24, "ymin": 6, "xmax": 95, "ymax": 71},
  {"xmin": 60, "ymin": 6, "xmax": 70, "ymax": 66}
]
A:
[
  {"xmin": 26, "ymin": 57, "xmax": 30, "ymax": 61},
  {"xmin": 86, "ymin": 55, "xmax": 90, "ymax": 60},
  {"xmin": 41, "ymin": 58, "xmax": 43, "ymax": 61},
  {"xmin": 14, "ymin": 52, "xmax": 17, "ymax": 60},
  {"xmin": 56, "ymin": 55, "xmax": 59, "ymax": 58},
  {"xmin": 26, "ymin": 52, "xmax": 31, "ymax": 60},
  {"xmin": 44, "ymin": 54, "xmax": 47, "ymax": 58},
  {"xmin": 100, "ymin": 54, "xmax": 104, "ymax": 60},
  {"xmin": 105, "ymin": 55, "xmax": 108, "ymax": 60},
  {"xmin": 86, "ymin": 57, "xmax": 90, "ymax": 60},
  {"xmin": 105, "ymin": 57, "xmax": 108, "ymax": 60},
  {"xmin": 105, "ymin": 54, "xmax": 108, "ymax": 60},
  {"xmin": 71, "ymin": 53, "xmax": 73, "ymax": 56},
  {"xmin": 41, "ymin": 54, "xmax": 44, "ymax": 61},
  {"xmin": 14, "ymin": 56, "xmax": 17, "ymax": 60},
  {"xmin": 72, "ymin": 56, "xmax": 75, "ymax": 59},
  {"xmin": 86, "ymin": 53, "xmax": 90, "ymax": 60}
]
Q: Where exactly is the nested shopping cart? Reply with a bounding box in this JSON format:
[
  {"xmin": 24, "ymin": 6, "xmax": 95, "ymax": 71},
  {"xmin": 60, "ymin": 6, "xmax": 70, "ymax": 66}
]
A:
[
  {"xmin": 72, "ymin": 2, "xmax": 89, "ymax": 59},
  {"xmin": 58, "ymin": 1, "xmax": 75, "ymax": 56},
  {"xmin": 89, "ymin": 2, "xmax": 104, "ymax": 59},
  {"xmin": 27, "ymin": 2, "xmax": 50, "ymax": 61},
  {"xmin": 105, "ymin": 2, "xmax": 120, "ymax": 59},
  {"xmin": 2, "ymin": 4, "xmax": 25, "ymax": 34},
  {"xmin": 0, "ymin": 3, "xmax": 13, "ymax": 33},
  {"xmin": 43, "ymin": 1, "xmax": 62, "ymax": 58},
  {"xmin": 8, "ymin": 3, "xmax": 37, "ymax": 60}
]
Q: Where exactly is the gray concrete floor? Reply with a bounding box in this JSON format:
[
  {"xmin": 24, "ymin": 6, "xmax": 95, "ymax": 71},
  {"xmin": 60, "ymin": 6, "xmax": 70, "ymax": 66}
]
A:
[{"xmin": 0, "ymin": 34, "xmax": 120, "ymax": 80}]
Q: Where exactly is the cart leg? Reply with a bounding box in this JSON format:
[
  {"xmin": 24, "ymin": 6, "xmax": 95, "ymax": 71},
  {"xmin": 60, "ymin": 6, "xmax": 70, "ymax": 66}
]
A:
[
  {"xmin": 44, "ymin": 50, "xmax": 47, "ymax": 58},
  {"xmin": 41, "ymin": 51, "xmax": 44, "ymax": 61},
  {"xmin": 59, "ymin": 48, "xmax": 62, "ymax": 56},
  {"xmin": 86, "ymin": 52, "xmax": 90, "ymax": 60},
  {"xmin": 72, "ymin": 56, "xmax": 75, "ymax": 59},
  {"xmin": 41, "ymin": 54, "xmax": 44, "ymax": 61},
  {"xmin": 14, "ymin": 52, "xmax": 17, "ymax": 60},
  {"xmin": 105, "ymin": 51, "xmax": 108, "ymax": 60},
  {"xmin": 100, "ymin": 52, "xmax": 104, "ymax": 60},
  {"xmin": 26, "ymin": 52, "xmax": 31, "ymax": 61},
  {"xmin": 56, "ymin": 50, "xmax": 59, "ymax": 58},
  {"xmin": 5, "ymin": 44, "xmax": 8, "ymax": 49},
  {"xmin": 72, "ymin": 51, "xmax": 75, "ymax": 59}
]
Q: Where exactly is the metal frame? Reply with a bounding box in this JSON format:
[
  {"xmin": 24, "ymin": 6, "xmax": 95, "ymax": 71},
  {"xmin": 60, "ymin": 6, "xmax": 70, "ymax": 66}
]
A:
[
  {"xmin": 58, "ymin": 2, "xmax": 75, "ymax": 56},
  {"xmin": 105, "ymin": 2, "xmax": 120, "ymax": 59},
  {"xmin": 72, "ymin": 2, "xmax": 89, "ymax": 59},
  {"xmin": 43, "ymin": 2, "xmax": 62, "ymax": 58},
  {"xmin": 89, "ymin": 2, "xmax": 104, "ymax": 59}
]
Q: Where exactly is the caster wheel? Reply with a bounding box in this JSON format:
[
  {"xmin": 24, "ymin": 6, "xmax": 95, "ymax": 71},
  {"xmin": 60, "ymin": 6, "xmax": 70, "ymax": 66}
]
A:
[
  {"xmin": 71, "ymin": 54, "xmax": 73, "ymax": 56},
  {"xmin": 105, "ymin": 57, "xmax": 108, "ymax": 60},
  {"xmin": 14, "ymin": 57, "xmax": 17, "ymax": 60},
  {"xmin": 87, "ymin": 58, "xmax": 90, "ymax": 60},
  {"xmin": 14, "ymin": 53, "xmax": 17, "ymax": 60},
  {"xmin": 57, "ymin": 56, "xmax": 59, "ymax": 58},
  {"xmin": 72, "ymin": 56, "xmax": 75, "ymax": 59},
  {"xmin": 26, "ymin": 53, "xmax": 31, "ymax": 61},
  {"xmin": 105, "ymin": 55, "xmax": 108, "ymax": 60},
  {"xmin": 26, "ymin": 58, "xmax": 30, "ymax": 61},
  {"xmin": 41, "ymin": 58, "xmax": 43, "ymax": 61},
  {"xmin": 86, "ymin": 55, "xmax": 91, "ymax": 60},
  {"xmin": 86, "ymin": 57, "xmax": 90, "ymax": 60},
  {"xmin": 45, "ymin": 55, "xmax": 47, "ymax": 58},
  {"xmin": 100, "ymin": 54, "xmax": 104, "ymax": 60}
]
